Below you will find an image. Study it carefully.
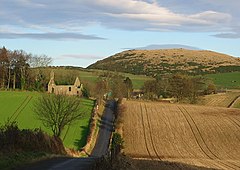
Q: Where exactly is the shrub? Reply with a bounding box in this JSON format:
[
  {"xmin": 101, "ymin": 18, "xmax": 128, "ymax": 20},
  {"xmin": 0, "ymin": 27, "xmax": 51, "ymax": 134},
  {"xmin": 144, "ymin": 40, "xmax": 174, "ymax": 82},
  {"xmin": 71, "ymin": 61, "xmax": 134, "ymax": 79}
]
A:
[
  {"xmin": 0, "ymin": 122, "xmax": 66, "ymax": 154},
  {"xmin": 111, "ymin": 132, "xmax": 124, "ymax": 150}
]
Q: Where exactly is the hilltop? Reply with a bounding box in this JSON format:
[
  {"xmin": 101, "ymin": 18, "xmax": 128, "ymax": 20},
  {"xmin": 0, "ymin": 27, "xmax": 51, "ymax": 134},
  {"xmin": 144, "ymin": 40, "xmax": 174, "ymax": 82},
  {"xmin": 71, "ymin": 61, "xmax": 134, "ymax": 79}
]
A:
[
  {"xmin": 88, "ymin": 49, "xmax": 240, "ymax": 76},
  {"xmin": 134, "ymin": 44, "xmax": 200, "ymax": 50}
]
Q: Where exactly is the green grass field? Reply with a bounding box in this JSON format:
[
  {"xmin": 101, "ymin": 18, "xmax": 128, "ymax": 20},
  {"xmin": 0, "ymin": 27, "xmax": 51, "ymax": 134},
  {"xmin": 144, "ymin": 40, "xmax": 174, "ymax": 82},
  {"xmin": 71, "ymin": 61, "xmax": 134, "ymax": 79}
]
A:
[
  {"xmin": 0, "ymin": 91, "xmax": 94, "ymax": 150},
  {"xmin": 80, "ymin": 70, "xmax": 153, "ymax": 89},
  {"xmin": 78, "ymin": 70, "xmax": 240, "ymax": 89},
  {"xmin": 64, "ymin": 69, "xmax": 153, "ymax": 89},
  {"xmin": 206, "ymin": 72, "xmax": 240, "ymax": 89},
  {"xmin": 82, "ymin": 69, "xmax": 240, "ymax": 90}
]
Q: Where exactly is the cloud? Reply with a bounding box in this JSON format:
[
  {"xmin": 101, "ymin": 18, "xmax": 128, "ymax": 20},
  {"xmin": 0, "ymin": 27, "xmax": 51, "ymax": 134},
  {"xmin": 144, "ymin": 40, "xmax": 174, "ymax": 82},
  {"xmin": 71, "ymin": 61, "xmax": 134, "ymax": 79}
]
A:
[
  {"xmin": 213, "ymin": 32, "xmax": 240, "ymax": 39},
  {"xmin": 90, "ymin": 0, "xmax": 232, "ymax": 30},
  {"xmin": 0, "ymin": 0, "xmax": 239, "ymax": 38},
  {"xmin": 0, "ymin": 32, "xmax": 105, "ymax": 40},
  {"xmin": 126, "ymin": 44, "xmax": 201, "ymax": 50},
  {"xmin": 58, "ymin": 54, "xmax": 103, "ymax": 60}
]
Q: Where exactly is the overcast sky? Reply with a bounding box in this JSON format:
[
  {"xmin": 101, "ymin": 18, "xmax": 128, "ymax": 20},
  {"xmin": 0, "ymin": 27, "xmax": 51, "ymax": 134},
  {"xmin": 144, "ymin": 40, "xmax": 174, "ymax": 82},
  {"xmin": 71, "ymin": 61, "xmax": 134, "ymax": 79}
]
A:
[{"xmin": 0, "ymin": 0, "xmax": 240, "ymax": 67}]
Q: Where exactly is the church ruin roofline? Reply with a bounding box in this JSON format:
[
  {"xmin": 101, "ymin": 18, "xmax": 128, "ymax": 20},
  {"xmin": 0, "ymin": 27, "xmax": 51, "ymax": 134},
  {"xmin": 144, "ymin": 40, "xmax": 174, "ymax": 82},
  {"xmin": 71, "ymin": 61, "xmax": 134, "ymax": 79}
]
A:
[{"xmin": 47, "ymin": 71, "xmax": 83, "ymax": 96}]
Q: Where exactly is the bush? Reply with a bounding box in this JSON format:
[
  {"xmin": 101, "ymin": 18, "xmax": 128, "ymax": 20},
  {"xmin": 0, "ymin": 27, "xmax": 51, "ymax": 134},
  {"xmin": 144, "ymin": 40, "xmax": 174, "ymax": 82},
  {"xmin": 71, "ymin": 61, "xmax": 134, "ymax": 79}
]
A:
[
  {"xmin": 0, "ymin": 122, "xmax": 66, "ymax": 155},
  {"xmin": 109, "ymin": 133, "xmax": 124, "ymax": 164}
]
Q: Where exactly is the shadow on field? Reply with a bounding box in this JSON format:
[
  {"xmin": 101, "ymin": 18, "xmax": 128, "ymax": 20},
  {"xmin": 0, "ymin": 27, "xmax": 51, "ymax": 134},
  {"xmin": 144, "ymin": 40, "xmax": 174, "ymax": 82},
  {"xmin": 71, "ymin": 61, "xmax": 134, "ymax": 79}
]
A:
[
  {"xmin": 92, "ymin": 154, "xmax": 217, "ymax": 170},
  {"xmin": 131, "ymin": 159, "xmax": 217, "ymax": 170},
  {"xmin": 74, "ymin": 125, "xmax": 89, "ymax": 150}
]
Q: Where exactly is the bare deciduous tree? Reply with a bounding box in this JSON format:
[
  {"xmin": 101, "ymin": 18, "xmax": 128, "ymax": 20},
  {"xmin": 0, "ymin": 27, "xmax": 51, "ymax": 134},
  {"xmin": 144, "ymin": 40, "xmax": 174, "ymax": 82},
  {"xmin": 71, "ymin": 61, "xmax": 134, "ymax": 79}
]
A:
[
  {"xmin": 0, "ymin": 47, "xmax": 8, "ymax": 89},
  {"xmin": 28, "ymin": 54, "xmax": 52, "ymax": 68},
  {"xmin": 34, "ymin": 94, "xmax": 84, "ymax": 137}
]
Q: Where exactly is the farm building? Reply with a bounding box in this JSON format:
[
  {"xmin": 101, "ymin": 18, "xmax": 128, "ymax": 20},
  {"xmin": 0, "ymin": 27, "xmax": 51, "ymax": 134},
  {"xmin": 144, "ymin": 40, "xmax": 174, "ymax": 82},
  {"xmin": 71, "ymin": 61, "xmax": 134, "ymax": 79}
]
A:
[
  {"xmin": 48, "ymin": 71, "xmax": 83, "ymax": 96},
  {"xmin": 132, "ymin": 89, "xmax": 144, "ymax": 99}
]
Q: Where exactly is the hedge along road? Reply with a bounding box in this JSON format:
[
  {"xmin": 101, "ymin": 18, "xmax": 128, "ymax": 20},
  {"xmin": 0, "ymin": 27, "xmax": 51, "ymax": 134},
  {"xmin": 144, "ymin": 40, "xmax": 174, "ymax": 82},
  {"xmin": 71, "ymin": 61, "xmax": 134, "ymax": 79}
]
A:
[{"xmin": 20, "ymin": 100, "xmax": 116, "ymax": 170}]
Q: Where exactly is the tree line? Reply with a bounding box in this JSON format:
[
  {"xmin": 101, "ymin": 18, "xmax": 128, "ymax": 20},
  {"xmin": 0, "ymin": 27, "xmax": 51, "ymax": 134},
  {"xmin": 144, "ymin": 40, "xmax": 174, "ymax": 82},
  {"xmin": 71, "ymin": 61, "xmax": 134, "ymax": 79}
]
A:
[
  {"xmin": 0, "ymin": 46, "xmax": 52, "ymax": 90},
  {"xmin": 85, "ymin": 72, "xmax": 216, "ymax": 104},
  {"xmin": 143, "ymin": 74, "xmax": 216, "ymax": 103},
  {"xmin": 91, "ymin": 72, "xmax": 133, "ymax": 104}
]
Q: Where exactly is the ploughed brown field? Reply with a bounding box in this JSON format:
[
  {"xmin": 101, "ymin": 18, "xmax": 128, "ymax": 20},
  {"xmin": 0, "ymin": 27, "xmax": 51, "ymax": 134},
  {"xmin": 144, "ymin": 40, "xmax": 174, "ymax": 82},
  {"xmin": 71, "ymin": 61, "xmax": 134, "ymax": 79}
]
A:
[
  {"xmin": 198, "ymin": 92, "xmax": 240, "ymax": 108},
  {"xmin": 123, "ymin": 101, "xmax": 240, "ymax": 170}
]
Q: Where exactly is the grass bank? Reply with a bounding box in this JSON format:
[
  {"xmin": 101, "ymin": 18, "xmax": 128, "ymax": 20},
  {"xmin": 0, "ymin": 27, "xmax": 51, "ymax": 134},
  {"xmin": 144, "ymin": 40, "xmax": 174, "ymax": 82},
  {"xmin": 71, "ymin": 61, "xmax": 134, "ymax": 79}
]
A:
[{"xmin": 0, "ymin": 91, "xmax": 94, "ymax": 150}]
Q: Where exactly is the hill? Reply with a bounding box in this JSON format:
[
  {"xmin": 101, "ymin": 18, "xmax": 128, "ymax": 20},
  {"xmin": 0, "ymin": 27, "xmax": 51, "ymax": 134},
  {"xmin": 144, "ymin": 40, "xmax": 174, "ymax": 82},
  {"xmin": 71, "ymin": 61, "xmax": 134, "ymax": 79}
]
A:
[
  {"xmin": 88, "ymin": 49, "xmax": 240, "ymax": 76},
  {"xmin": 123, "ymin": 100, "xmax": 240, "ymax": 169}
]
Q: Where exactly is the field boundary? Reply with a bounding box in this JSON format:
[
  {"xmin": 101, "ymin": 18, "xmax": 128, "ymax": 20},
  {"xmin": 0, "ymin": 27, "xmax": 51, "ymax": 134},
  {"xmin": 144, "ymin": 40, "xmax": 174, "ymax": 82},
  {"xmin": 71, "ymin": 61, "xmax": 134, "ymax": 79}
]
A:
[
  {"xmin": 9, "ymin": 96, "xmax": 33, "ymax": 121},
  {"xmin": 13, "ymin": 96, "xmax": 33, "ymax": 121},
  {"xmin": 9, "ymin": 96, "xmax": 29, "ymax": 121}
]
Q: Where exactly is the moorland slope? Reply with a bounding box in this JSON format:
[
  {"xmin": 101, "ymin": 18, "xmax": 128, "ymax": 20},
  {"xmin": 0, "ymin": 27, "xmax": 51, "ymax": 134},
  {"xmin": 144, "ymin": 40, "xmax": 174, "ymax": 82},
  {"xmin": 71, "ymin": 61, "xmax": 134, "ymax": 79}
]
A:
[{"xmin": 88, "ymin": 49, "xmax": 240, "ymax": 75}]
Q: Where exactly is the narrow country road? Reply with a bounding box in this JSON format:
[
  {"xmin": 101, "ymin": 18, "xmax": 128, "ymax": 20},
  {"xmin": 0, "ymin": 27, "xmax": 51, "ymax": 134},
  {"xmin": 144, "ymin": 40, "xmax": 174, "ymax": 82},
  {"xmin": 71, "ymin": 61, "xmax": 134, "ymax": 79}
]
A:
[
  {"xmin": 19, "ymin": 100, "xmax": 115, "ymax": 170},
  {"xmin": 91, "ymin": 100, "xmax": 115, "ymax": 157}
]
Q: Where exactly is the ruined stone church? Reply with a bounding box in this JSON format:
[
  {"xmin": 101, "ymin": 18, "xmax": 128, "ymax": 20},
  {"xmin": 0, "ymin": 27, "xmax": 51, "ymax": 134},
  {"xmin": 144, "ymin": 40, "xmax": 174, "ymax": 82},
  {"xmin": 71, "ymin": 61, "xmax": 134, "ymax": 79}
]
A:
[{"xmin": 48, "ymin": 71, "xmax": 83, "ymax": 96}]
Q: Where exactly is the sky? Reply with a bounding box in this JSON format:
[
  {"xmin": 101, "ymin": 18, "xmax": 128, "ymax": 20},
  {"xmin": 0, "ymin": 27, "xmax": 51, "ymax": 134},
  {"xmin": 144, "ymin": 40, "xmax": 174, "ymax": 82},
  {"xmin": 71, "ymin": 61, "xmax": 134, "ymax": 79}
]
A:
[{"xmin": 0, "ymin": 0, "xmax": 240, "ymax": 67}]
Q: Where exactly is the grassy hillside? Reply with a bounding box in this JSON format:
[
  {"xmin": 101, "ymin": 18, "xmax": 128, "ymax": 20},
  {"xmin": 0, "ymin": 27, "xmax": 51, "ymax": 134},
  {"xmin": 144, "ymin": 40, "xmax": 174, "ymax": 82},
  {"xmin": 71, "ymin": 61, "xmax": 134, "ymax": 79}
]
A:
[
  {"xmin": 0, "ymin": 91, "xmax": 94, "ymax": 150},
  {"xmin": 206, "ymin": 72, "xmax": 240, "ymax": 89},
  {"xmin": 88, "ymin": 49, "xmax": 240, "ymax": 76}
]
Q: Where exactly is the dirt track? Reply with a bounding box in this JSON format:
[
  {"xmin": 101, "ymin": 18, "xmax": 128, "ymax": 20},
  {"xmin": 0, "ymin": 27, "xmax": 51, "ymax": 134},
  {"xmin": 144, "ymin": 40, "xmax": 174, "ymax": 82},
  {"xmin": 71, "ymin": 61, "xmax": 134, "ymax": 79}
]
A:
[{"xmin": 123, "ymin": 101, "xmax": 240, "ymax": 170}]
